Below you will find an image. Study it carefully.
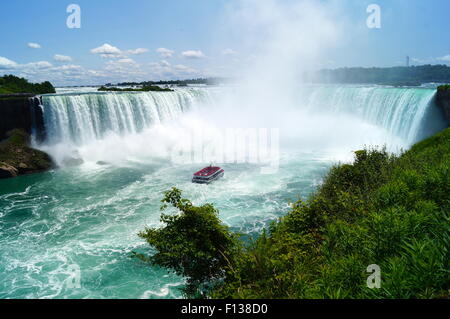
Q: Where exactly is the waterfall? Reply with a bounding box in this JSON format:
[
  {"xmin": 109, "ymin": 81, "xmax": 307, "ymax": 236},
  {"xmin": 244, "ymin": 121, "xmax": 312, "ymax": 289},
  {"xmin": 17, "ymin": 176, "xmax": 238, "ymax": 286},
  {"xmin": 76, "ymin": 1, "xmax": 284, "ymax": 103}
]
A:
[
  {"xmin": 296, "ymin": 86, "xmax": 444, "ymax": 144},
  {"xmin": 40, "ymin": 86, "xmax": 445, "ymax": 153},
  {"xmin": 41, "ymin": 89, "xmax": 212, "ymax": 145}
]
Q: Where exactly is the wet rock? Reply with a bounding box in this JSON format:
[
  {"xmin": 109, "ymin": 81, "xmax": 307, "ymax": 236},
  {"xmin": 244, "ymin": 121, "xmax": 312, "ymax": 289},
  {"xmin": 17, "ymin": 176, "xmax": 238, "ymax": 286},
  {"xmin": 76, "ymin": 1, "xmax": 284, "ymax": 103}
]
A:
[
  {"xmin": 0, "ymin": 129, "xmax": 53, "ymax": 179},
  {"xmin": 0, "ymin": 162, "xmax": 18, "ymax": 178}
]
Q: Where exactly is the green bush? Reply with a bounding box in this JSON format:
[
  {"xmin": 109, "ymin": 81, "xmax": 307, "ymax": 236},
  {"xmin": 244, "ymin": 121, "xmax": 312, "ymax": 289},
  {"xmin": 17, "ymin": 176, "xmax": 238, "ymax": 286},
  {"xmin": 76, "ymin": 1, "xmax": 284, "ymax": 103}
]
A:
[
  {"xmin": 139, "ymin": 128, "xmax": 450, "ymax": 299},
  {"xmin": 136, "ymin": 187, "xmax": 240, "ymax": 298},
  {"xmin": 0, "ymin": 75, "xmax": 55, "ymax": 94},
  {"xmin": 437, "ymin": 84, "xmax": 450, "ymax": 92},
  {"xmin": 215, "ymin": 128, "xmax": 449, "ymax": 299},
  {"xmin": 98, "ymin": 85, "xmax": 173, "ymax": 92}
]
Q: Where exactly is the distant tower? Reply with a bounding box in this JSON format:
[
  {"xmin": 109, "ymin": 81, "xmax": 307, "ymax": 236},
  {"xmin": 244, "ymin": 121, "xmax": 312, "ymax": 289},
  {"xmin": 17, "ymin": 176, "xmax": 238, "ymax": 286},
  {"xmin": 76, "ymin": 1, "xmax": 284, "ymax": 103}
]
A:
[{"xmin": 406, "ymin": 56, "xmax": 410, "ymax": 67}]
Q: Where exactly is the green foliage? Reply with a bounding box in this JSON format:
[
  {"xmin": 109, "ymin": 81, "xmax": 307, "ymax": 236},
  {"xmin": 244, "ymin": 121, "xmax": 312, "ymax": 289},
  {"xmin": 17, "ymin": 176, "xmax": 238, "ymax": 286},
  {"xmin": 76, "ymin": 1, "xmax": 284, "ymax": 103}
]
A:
[
  {"xmin": 137, "ymin": 187, "xmax": 240, "ymax": 298},
  {"xmin": 0, "ymin": 75, "xmax": 55, "ymax": 94},
  {"xmin": 98, "ymin": 85, "xmax": 173, "ymax": 92},
  {"xmin": 0, "ymin": 129, "xmax": 53, "ymax": 174},
  {"xmin": 113, "ymin": 77, "xmax": 227, "ymax": 87},
  {"xmin": 211, "ymin": 128, "xmax": 450, "ymax": 299},
  {"xmin": 4, "ymin": 129, "xmax": 29, "ymax": 146},
  {"xmin": 437, "ymin": 84, "xmax": 450, "ymax": 91},
  {"xmin": 139, "ymin": 128, "xmax": 450, "ymax": 299}
]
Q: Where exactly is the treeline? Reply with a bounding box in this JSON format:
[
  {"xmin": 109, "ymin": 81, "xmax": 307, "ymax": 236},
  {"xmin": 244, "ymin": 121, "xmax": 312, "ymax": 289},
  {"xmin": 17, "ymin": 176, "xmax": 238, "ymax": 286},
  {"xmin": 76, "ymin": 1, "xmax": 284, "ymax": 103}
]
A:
[
  {"xmin": 107, "ymin": 77, "xmax": 228, "ymax": 87},
  {"xmin": 315, "ymin": 64, "xmax": 450, "ymax": 86},
  {"xmin": 98, "ymin": 85, "xmax": 173, "ymax": 92},
  {"xmin": 438, "ymin": 84, "xmax": 450, "ymax": 92},
  {"xmin": 137, "ymin": 128, "xmax": 450, "ymax": 299},
  {"xmin": 0, "ymin": 75, "xmax": 55, "ymax": 95}
]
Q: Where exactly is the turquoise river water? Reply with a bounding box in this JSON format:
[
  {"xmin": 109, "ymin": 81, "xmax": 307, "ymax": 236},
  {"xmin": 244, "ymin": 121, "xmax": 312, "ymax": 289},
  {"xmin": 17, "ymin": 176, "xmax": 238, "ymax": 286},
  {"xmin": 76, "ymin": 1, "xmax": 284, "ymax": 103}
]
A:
[{"xmin": 0, "ymin": 85, "xmax": 446, "ymax": 298}]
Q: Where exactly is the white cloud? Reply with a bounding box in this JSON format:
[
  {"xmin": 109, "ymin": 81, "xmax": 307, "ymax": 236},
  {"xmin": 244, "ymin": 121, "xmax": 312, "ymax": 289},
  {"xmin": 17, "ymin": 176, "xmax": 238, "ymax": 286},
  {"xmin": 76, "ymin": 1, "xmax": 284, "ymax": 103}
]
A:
[
  {"xmin": 24, "ymin": 61, "xmax": 53, "ymax": 69},
  {"xmin": 437, "ymin": 54, "xmax": 450, "ymax": 62},
  {"xmin": 148, "ymin": 60, "xmax": 200, "ymax": 79},
  {"xmin": 91, "ymin": 43, "xmax": 123, "ymax": 58},
  {"xmin": 156, "ymin": 48, "xmax": 175, "ymax": 58},
  {"xmin": 173, "ymin": 64, "xmax": 199, "ymax": 73},
  {"xmin": 411, "ymin": 57, "xmax": 437, "ymax": 64},
  {"xmin": 27, "ymin": 42, "xmax": 41, "ymax": 49},
  {"xmin": 0, "ymin": 56, "xmax": 18, "ymax": 69},
  {"xmin": 105, "ymin": 58, "xmax": 140, "ymax": 74},
  {"xmin": 182, "ymin": 50, "xmax": 206, "ymax": 59},
  {"xmin": 222, "ymin": 48, "xmax": 238, "ymax": 56},
  {"xmin": 126, "ymin": 48, "xmax": 148, "ymax": 55},
  {"xmin": 1, "ymin": 49, "xmax": 205, "ymax": 85},
  {"xmin": 91, "ymin": 44, "xmax": 149, "ymax": 59},
  {"xmin": 159, "ymin": 60, "xmax": 170, "ymax": 67},
  {"xmin": 116, "ymin": 58, "xmax": 136, "ymax": 64},
  {"xmin": 54, "ymin": 64, "xmax": 82, "ymax": 71},
  {"xmin": 54, "ymin": 54, "xmax": 73, "ymax": 62}
]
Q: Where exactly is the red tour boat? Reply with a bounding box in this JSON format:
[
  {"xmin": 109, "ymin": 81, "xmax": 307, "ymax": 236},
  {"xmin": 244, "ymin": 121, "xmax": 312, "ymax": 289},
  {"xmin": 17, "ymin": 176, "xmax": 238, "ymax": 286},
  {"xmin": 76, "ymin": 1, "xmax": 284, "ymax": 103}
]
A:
[{"xmin": 192, "ymin": 165, "xmax": 224, "ymax": 184}]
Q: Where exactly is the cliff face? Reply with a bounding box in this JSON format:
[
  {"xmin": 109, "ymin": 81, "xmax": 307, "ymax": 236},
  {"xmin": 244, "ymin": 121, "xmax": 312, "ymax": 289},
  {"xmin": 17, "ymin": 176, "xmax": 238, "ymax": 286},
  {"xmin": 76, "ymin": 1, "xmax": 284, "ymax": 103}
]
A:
[
  {"xmin": 0, "ymin": 95, "xmax": 46, "ymax": 142},
  {"xmin": 0, "ymin": 96, "xmax": 51, "ymax": 178},
  {"xmin": 436, "ymin": 88, "xmax": 450, "ymax": 126}
]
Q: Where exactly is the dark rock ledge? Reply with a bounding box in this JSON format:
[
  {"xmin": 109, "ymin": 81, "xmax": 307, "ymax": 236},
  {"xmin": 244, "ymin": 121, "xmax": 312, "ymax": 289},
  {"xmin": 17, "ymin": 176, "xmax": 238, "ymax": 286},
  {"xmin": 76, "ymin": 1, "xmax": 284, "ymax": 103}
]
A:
[{"xmin": 0, "ymin": 129, "xmax": 54, "ymax": 179}]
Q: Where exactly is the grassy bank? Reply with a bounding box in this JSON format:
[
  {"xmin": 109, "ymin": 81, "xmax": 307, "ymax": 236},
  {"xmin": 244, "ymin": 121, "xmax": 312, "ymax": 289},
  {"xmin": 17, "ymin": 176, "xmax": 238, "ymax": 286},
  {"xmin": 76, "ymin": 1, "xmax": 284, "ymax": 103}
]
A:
[{"xmin": 139, "ymin": 128, "xmax": 450, "ymax": 299}]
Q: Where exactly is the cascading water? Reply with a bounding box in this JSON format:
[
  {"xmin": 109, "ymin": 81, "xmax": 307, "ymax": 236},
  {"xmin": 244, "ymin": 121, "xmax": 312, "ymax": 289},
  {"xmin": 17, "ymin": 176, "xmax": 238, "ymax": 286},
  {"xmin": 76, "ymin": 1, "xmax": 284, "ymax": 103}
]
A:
[
  {"xmin": 40, "ymin": 86, "xmax": 442, "ymax": 152},
  {"xmin": 42, "ymin": 89, "xmax": 212, "ymax": 146},
  {"xmin": 296, "ymin": 85, "xmax": 443, "ymax": 144},
  {"xmin": 0, "ymin": 85, "xmax": 446, "ymax": 299}
]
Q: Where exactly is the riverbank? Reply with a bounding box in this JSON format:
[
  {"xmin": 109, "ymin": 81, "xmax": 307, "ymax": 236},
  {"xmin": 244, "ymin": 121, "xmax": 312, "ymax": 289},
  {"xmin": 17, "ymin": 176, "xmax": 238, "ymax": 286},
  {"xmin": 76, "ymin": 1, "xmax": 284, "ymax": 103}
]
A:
[
  {"xmin": 140, "ymin": 127, "xmax": 450, "ymax": 299},
  {"xmin": 0, "ymin": 129, "xmax": 53, "ymax": 178},
  {"xmin": 209, "ymin": 127, "xmax": 450, "ymax": 298}
]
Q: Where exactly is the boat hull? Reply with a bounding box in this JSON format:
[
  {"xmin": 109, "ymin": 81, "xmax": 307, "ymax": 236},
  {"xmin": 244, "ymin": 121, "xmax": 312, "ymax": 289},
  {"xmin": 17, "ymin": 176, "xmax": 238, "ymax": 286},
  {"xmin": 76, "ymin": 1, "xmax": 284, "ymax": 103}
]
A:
[{"xmin": 192, "ymin": 170, "xmax": 224, "ymax": 184}]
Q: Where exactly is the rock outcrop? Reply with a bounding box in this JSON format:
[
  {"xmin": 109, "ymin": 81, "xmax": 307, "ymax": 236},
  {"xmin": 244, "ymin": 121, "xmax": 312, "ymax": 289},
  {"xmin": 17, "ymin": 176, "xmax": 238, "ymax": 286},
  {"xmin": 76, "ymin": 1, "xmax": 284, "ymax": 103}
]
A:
[
  {"xmin": 0, "ymin": 162, "xmax": 18, "ymax": 178},
  {"xmin": 0, "ymin": 129, "xmax": 53, "ymax": 179}
]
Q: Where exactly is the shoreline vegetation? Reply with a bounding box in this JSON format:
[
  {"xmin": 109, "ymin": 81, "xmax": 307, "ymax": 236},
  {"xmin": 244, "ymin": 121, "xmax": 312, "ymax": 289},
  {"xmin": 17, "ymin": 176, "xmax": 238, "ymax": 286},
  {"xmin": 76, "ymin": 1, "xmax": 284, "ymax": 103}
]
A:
[
  {"xmin": 0, "ymin": 75, "xmax": 55, "ymax": 178},
  {"xmin": 138, "ymin": 128, "xmax": 450, "ymax": 299},
  {"xmin": 98, "ymin": 85, "xmax": 173, "ymax": 92},
  {"xmin": 107, "ymin": 77, "xmax": 226, "ymax": 87},
  {"xmin": 437, "ymin": 84, "xmax": 450, "ymax": 92},
  {"xmin": 0, "ymin": 75, "xmax": 55, "ymax": 95},
  {"xmin": 99, "ymin": 65, "xmax": 450, "ymax": 88}
]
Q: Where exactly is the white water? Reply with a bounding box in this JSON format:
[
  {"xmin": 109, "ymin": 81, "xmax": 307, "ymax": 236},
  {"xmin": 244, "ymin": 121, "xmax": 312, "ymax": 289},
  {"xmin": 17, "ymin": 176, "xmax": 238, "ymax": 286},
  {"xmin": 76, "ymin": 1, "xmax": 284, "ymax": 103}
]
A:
[
  {"xmin": 39, "ymin": 85, "xmax": 442, "ymax": 167},
  {"xmin": 295, "ymin": 85, "xmax": 439, "ymax": 144},
  {"xmin": 1, "ymin": 84, "xmax": 445, "ymax": 299}
]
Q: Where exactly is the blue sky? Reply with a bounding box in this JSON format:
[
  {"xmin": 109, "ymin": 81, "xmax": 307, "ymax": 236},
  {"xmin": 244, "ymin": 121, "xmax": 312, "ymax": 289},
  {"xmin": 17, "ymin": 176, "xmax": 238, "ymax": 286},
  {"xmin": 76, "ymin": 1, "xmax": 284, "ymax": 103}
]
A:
[{"xmin": 0, "ymin": 0, "xmax": 449, "ymax": 86}]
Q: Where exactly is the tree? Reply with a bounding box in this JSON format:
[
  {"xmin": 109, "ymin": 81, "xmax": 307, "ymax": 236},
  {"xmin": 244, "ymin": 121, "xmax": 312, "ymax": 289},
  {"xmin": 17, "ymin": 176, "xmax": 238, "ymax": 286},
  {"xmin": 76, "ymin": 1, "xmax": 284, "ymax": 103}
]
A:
[
  {"xmin": 137, "ymin": 188, "xmax": 240, "ymax": 298},
  {"xmin": 0, "ymin": 75, "xmax": 55, "ymax": 94}
]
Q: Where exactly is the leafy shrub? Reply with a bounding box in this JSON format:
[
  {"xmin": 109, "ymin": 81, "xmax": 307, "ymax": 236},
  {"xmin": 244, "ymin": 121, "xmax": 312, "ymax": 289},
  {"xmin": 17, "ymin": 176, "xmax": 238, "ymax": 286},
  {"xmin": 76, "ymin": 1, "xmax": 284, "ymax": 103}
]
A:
[
  {"xmin": 0, "ymin": 75, "xmax": 55, "ymax": 94},
  {"xmin": 136, "ymin": 187, "xmax": 240, "ymax": 298},
  {"xmin": 139, "ymin": 128, "xmax": 450, "ymax": 299}
]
